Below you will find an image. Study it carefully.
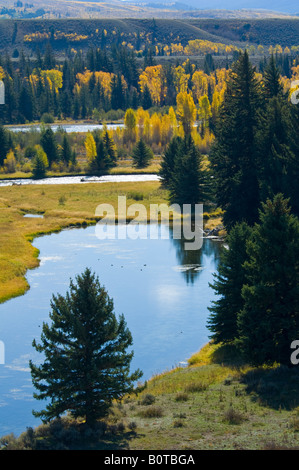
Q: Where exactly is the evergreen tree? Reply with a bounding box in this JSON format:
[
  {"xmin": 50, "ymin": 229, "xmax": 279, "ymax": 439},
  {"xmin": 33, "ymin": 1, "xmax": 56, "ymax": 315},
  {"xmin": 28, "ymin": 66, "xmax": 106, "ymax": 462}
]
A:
[
  {"xmin": 132, "ymin": 139, "xmax": 153, "ymax": 168},
  {"xmin": 210, "ymin": 51, "xmax": 261, "ymax": 230},
  {"xmin": 0, "ymin": 125, "xmax": 9, "ymax": 166},
  {"xmin": 257, "ymin": 96, "xmax": 294, "ymax": 204},
  {"xmin": 237, "ymin": 195, "xmax": 299, "ymax": 366},
  {"xmin": 168, "ymin": 135, "xmax": 208, "ymax": 207},
  {"xmin": 141, "ymin": 84, "xmax": 152, "ymax": 110},
  {"xmin": 19, "ymin": 80, "xmax": 34, "ymax": 122},
  {"xmin": 159, "ymin": 136, "xmax": 183, "ymax": 187},
  {"xmin": 32, "ymin": 145, "xmax": 48, "ymax": 179},
  {"xmin": 263, "ymin": 55, "xmax": 283, "ymax": 99},
  {"xmin": 94, "ymin": 135, "xmax": 109, "ymax": 173},
  {"xmin": 29, "ymin": 268, "xmax": 142, "ymax": 427},
  {"xmin": 102, "ymin": 129, "xmax": 117, "ymax": 168},
  {"xmin": 207, "ymin": 222, "xmax": 252, "ymax": 344},
  {"xmin": 60, "ymin": 133, "xmax": 72, "ymax": 165},
  {"xmin": 40, "ymin": 127, "xmax": 58, "ymax": 166}
]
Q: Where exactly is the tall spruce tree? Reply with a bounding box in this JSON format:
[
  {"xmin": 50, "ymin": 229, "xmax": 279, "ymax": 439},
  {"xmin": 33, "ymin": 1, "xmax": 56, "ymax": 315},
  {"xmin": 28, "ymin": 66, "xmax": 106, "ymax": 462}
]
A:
[
  {"xmin": 237, "ymin": 195, "xmax": 299, "ymax": 366},
  {"xmin": 0, "ymin": 125, "xmax": 9, "ymax": 166},
  {"xmin": 207, "ymin": 221, "xmax": 252, "ymax": 345},
  {"xmin": 257, "ymin": 54, "xmax": 299, "ymax": 217},
  {"xmin": 210, "ymin": 51, "xmax": 261, "ymax": 230},
  {"xmin": 166, "ymin": 135, "xmax": 209, "ymax": 207},
  {"xmin": 257, "ymin": 96, "xmax": 294, "ymax": 204},
  {"xmin": 40, "ymin": 127, "xmax": 58, "ymax": 166},
  {"xmin": 30, "ymin": 268, "xmax": 142, "ymax": 427},
  {"xmin": 132, "ymin": 139, "xmax": 153, "ymax": 168},
  {"xmin": 158, "ymin": 136, "xmax": 183, "ymax": 187},
  {"xmin": 263, "ymin": 55, "xmax": 283, "ymax": 99}
]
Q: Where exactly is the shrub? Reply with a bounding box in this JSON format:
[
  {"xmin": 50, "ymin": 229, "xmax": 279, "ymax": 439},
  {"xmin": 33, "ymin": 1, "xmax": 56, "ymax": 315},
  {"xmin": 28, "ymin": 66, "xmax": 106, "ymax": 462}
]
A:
[
  {"xmin": 184, "ymin": 382, "xmax": 208, "ymax": 393},
  {"xmin": 140, "ymin": 394, "xmax": 155, "ymax": 406},
  {"xmin": 138, "ymin": 406, "xmax": 163, "ymax": 418},
  {"xmin": 223, "ymin": 407, "xmax": 246, "ymax": 425},
  {"xmin": 175, "ymin": 392, "xmax": 189, "ymax": 402}
]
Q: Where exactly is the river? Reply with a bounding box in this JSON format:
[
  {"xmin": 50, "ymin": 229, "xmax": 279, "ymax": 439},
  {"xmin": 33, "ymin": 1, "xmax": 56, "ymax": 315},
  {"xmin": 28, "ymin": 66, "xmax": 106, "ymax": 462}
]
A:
[
  {"xmin": 0, "ymin": 174, "xmax": 160, "ymax": 187},
  {"xmin": 5, "ymin": 123, "xmax": 124, "ymax": 134},
  {"xmin": 0, "ymin": 223, "xmax": 221, "ymax": 437}
]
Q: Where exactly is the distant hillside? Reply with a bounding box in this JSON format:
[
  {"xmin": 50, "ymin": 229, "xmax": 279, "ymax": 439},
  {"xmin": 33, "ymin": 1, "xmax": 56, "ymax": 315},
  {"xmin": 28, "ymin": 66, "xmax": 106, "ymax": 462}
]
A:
[
  {"xmin": 0, "ymin": 0, "xmax": 296, "ymax": 21},
  {"xmin": 129, "ymin": 0, "xmax": 299, "ymax": 15},
  {"xmin": 0, "ymin": 17, "xmax": 298, "ymax": 54}
]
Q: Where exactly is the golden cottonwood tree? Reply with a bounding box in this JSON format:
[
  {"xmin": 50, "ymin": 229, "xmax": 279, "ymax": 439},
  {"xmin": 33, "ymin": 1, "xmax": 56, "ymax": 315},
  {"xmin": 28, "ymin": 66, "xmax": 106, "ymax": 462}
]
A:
[
  {"xmin": 139, "ymin": 65, "xmax": 166, "ymax": 106},
  {"xmin": 176, "ymin": 91, "xmax": 196, "ymax": 136}
]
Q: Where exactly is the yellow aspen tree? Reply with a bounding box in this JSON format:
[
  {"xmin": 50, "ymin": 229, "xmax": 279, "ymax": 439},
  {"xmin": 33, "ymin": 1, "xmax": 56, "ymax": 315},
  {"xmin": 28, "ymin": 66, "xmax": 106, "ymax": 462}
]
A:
[
  {"xmin": 136, "ymin": 108, "xmax": 150, "ymax": 141},
  {"xmin": 174, "ymin": 66, "xmax": 190, "ymax": 94},
  {"xmin": 161, "ymin": 113, "xmax": 171, "ymax": 145},
  {"xmin": 168, "ymin": 106, "xmax": 178, "ymax": 137},
  {"xmin": 192, "ymin": 70, "xmax": 209, "ymax": 103},
  {"xmin": 139, "ymin": 65, "xmax": 165, "ymax": 106},
  {"xmin": 124, "ymin": 108, "xmax": 137, "ymax": 142},
  {"xmin": 198, "ymin": 95, "xmax": 212, "ymax": 128},
  {"xmin": 150, "ymin": 113, "xmax": 162, "ymax": 145},
  {"xmin": 84, "ymin": 132, "xmax": 97, "ymax": 162},
  {"xmin": 176, "ymin": 91, "xmax": 196, "ymax": 136}
]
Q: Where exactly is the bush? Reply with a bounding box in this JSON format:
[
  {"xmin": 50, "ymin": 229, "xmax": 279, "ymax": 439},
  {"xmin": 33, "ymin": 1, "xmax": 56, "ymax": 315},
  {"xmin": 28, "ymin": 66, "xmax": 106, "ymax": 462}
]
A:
[
  {"xmin": 41, "ymin": 113, "xmax": 55, "ymax": 124},
  {"xmin": 184, "ymin": 382, "xmax": 208, "ymax": 393},
  {"xmin": 223, "ymin": 407, "xmax": 246, "ymax": 425},
  {"xmin": 175, "ymin": 392, "xmax": 189, "ymax": 402},
  {"xmin": 139, "ymin": 394, "xmax": 156, "ymax": 406},
  {"xmin": 138, "ymin": 406, "xmax": 163, "ymax": 418}
]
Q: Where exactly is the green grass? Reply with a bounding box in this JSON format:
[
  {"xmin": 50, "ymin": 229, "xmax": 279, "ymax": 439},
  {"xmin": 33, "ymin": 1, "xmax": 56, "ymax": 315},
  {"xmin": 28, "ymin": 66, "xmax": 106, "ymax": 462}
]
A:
[{"xmin": 2, "ymin": 342, "xmax": 299, "ymax": 450}]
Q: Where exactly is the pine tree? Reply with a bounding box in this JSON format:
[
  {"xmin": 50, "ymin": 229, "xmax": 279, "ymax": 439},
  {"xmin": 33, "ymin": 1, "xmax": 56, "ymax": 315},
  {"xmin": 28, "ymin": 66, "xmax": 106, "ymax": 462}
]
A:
[
  {"xmin": 132, "ymin": 139, "xmax": 153, "ymax": 168},
  {"xmin": 237, "ymin": 195, "xmax": 299, "ymax": 366},
  {"xmin": 141, "ymin": 84, "xmax": 152, "ymax": 110},
  {"xmin": 168, "ymin": 135, "xmax": 207, "ymax": 207},
  {"xmin": 40, "ymin": 127, "xmax": 58, "ymax": 166},
  {"xmin": 60, "ymin": 133, "xmax": 72, "ymax": 165},
  {"xmin": 29, "ymin": 268, "xmax": 142, "ymax": 427},
  {"xmin": 159, "ymin": 136, "xmax": 183, "ymax": 187},
  {"xmin": 207, "ymin": 222, "xmax": 252, "ymax": 344},
  {"xmin": 0, "ymin": 125, "xmax": 9, "ymax": 166},
  {"xmin": 256, "ymin": 96, "xmax": 294, "ymax": 204},
  {"xmin": 210, "ymin": 51, "xmax": 261, "ymax": 230},
  {"xmin": 263, "ymin": 55, "xmax": 283, "ymax": 99},
  {"xmin": 102, "ymin": 130, "xmax": 117, "ymax": 168},
  {"xmin": 32, "ymin": 145, "xmax": 49, "ymax": 179}
]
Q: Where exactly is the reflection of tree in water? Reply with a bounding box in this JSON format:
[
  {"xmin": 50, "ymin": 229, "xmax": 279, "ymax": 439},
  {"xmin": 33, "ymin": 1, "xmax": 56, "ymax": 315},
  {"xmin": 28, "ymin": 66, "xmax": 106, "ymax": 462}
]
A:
[{"xmin": 168, "ymin": 222, "xmax": 223, "ymax": 284}]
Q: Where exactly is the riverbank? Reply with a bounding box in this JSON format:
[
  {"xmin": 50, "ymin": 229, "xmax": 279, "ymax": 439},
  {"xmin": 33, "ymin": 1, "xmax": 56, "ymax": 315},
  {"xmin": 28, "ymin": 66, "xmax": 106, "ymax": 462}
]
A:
[
  {"xmin": 0, "ymin": 160, "xmax": 162, "ymax": 181},
  {"xmin": 2, "ymin": 341, "xmax": 299, "ymax": 450}
]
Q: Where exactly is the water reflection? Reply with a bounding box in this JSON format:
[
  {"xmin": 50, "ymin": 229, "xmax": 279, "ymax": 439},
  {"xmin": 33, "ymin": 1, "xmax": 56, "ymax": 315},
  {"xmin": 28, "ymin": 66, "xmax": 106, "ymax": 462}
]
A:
[{"xmin": 169, "ymin": 222, "xmax": 223, "ymax": 284}]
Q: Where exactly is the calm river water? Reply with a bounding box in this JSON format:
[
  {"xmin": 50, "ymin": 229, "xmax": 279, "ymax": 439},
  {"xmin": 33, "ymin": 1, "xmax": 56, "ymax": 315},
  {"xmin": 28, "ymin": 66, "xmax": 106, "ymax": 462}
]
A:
[{"xmin": 0, "ymin": 223, "xmax": 221, "ymax": 436}]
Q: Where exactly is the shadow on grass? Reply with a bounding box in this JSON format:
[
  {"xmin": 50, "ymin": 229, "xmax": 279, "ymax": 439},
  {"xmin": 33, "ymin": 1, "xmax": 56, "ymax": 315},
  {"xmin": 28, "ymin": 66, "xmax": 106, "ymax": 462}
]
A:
[
  {"xmin": 77, "ymin": 430, "xmax": 145, "ymax": 451},
  {"xmin": 210, "ymin": 343, "xmax": 299, "ymax": 411},
  {"xmin": 240, "ymin": 366, "xmax": 299, "ymax": 411},
  {"xmin": 210, "ymin": 343, "xmax": 245, "ymax": 368}
]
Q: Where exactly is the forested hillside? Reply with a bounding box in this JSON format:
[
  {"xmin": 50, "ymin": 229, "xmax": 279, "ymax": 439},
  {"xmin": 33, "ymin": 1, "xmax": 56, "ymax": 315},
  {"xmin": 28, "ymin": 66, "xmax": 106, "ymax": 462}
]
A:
[{"xmin": 0, "ymin": 18, "xmax": 299, "ymax": 56}]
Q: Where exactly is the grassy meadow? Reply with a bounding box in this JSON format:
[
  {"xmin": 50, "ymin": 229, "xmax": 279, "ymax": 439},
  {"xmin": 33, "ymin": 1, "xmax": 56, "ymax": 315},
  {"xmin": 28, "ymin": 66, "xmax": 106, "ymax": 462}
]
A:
[{"xmin": 3, "ymin": 342, "xmax": 299, "ymax": 450}]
